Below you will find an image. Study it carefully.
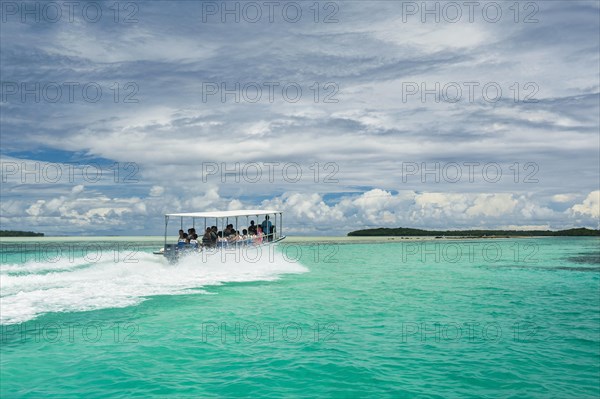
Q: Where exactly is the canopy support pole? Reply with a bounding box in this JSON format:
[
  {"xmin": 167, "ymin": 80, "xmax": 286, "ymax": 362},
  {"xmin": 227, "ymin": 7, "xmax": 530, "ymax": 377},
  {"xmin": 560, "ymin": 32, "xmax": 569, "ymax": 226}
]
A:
[{"xmin": 164, "ymin": 215, "xmax": 169, "ymax": 249}]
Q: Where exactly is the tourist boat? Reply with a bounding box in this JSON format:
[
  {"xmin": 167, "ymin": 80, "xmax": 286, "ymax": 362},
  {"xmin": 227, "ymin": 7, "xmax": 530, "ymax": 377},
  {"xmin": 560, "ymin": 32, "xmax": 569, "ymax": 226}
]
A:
[{"xmin": 158, "ymin": 209, "xmax": 286, "ymax": 262}]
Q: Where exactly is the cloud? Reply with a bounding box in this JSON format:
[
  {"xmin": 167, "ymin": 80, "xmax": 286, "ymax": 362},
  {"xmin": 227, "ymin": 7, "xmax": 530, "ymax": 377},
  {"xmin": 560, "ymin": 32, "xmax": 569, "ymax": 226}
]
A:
[
  {"xmin": 1, "ymin": 181, "xmax": 598, "ymax": 235},
  {"xmin": 149, "ymin": 185, "xmax": 165, "ymax": 197},
  {"xmin": 552, "ymin": 193, "xmax": 577, "ymax": 203},
  {"xmin": 1, "ymin": 1, "xmax": 598, "ymax": 234},
  {"xmin": 570, "ymin": 190, "xmax": 600, "ymax": 218}
]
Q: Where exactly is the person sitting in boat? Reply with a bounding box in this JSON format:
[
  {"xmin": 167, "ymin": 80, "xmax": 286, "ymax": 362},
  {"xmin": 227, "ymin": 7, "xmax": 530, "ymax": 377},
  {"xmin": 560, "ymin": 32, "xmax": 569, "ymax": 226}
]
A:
[
  {"xmin": 261, "ymin": 216, "xmax": 273, "ymax": 242},
  {"xmin": 248, "ymin": 220, "xmax": 257, "ymax": 235},
  {"xmin": 189, "ymin": 234, "xmax": 199, "ymax": 248},
  {"xmin": 229, "ymin": 230, "xmax": 242, "ymax": 244},
  {"xmin": 254, "ymin": 226, "xmax": 264, "ymax": 245},
  {"xmin": 226, "ymin": 230, "xmax": 235, "ymax": 242},
  {"xmin": 178, "ymin": 232, "xmax": 188, "ymax": 247},
  {"xmin": 202, "ymin": 228, "xmax": 213, "ymax": 247},
  {"xmin": 179, "ymin": 234, "xmax": 190, "ymax": 249},
  {"xmin": 217, "ymin": 231, "xmax": 228, "ymax": 247},
  {"xmin": 223, "ymin": 224, "xmax": 234, "ymax": 238},
  {"xmin": 210, "ymin": 226, "xmax": 218, "ymax": 245},
  {"xmin": 241, "ymin": 229, "xmax": 250, "ymax": 245}
]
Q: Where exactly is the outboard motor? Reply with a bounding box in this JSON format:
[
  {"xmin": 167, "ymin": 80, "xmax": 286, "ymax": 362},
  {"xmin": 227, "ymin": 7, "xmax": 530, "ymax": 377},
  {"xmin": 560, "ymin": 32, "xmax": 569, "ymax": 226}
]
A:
[{"xmin": 163, "ymin": 243, "xmax": 178, "ymax": 264}]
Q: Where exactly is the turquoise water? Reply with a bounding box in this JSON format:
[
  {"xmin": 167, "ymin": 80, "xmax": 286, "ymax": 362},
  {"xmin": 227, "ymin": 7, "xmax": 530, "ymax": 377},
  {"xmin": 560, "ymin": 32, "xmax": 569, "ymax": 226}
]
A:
[{"xmin": 1, "ymin": 238, "xmax": 599, "ymax": 398}]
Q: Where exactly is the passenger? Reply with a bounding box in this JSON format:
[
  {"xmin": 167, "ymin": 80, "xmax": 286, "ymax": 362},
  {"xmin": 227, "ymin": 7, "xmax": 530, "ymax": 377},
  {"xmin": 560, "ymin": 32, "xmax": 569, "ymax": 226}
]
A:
[
  {"xmin": 226, "ymin": 230, "xmax": 235, "ymax": 242},
  {"xmin": 248, "ymin": 220, "xmax": 257, "ymax": 235},
  {"xmin": 202, "ymin": 228, "xmax": 213, "ymax": 247},
  {"xmin": 261, "ymin": 216, "xmax": 273, "ymax": 242},
  {"xmin": 178, "ymin": 232, "xmax": 188, "ymax": 246},
  {"xmin": 189, "ymin": 234, "xmax": 199, "ymax": 248},
  {"xmin": 254, "ymin": 226, "xmax": 264, "ymax": 245},
  {"xmin": 229, "ymin": 230, "xmax": 242, "ymax": 244},
  {"xmin": 178, "ymin": 233, "xmax": 195, "ymax": 251},
  {"xmin": 218, "ymin": 231, "xmax": 229, "ymax": 248},
  {"xmin": 178, "ymin": 230, "xmax": 185, "ymax": 242},
  {"xmin": 210, "ymin": 226, "xmax": 218, "ymax": 245}
]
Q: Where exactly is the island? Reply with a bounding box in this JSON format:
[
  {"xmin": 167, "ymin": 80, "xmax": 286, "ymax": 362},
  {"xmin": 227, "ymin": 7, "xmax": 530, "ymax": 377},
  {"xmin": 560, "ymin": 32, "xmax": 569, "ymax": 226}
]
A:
[
  {"xmin": 347, "ymin": 227, "xmax": 600, "ymax": 237},
  {"xmin": 0, "ymin": 230, "xmax": 45, "ymax": 237}
]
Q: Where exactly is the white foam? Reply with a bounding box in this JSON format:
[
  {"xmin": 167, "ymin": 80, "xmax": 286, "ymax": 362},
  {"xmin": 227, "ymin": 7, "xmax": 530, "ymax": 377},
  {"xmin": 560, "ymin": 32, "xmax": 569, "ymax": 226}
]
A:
[{"xmin": 0, "ymin": 248, "xmax": 308, "ymax": 325}]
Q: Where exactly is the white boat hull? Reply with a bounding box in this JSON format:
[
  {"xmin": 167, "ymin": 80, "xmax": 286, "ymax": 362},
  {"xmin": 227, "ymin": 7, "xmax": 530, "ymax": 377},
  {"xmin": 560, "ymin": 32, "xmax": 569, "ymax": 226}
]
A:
[{"xmin": 160, "ymin": 236, "xmax": 286, "ymax": 263}]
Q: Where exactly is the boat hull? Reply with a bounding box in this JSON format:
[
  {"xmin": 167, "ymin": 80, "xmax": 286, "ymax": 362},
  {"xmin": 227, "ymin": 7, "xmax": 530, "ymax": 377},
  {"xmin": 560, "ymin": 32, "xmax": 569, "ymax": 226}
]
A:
[{"xmin": 161, "ymin": 236, "xmax": 286, "ymax": 263}]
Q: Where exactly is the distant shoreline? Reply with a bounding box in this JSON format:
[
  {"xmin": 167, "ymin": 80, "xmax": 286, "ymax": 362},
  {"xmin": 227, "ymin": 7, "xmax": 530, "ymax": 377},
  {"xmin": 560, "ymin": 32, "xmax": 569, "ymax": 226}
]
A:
[
  {"xmin": 1, "ymin": 235, "xmax": 598, "ymax": 244},
  {"xmin": 0, "ymin": 230, "xmax": 44, "ymax": 237},
  {"xmin": 347, "ymin": 227, "xmax": 600, "ymax": 237}
]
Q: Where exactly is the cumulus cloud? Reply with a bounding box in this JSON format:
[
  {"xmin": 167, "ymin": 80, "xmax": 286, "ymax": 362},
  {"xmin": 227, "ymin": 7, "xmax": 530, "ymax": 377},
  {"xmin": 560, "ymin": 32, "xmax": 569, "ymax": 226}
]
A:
[
  {"xmin": 2, "ymin": 182, "xmax": 598, "ymax": 235},
  {"xmin": 571, "ymin": 190, "xmax": 600, "ymax": 218}
]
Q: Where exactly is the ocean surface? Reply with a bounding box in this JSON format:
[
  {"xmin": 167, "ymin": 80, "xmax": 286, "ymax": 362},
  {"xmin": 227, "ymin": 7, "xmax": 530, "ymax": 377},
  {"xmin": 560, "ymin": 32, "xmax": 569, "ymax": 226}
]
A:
[{"xmin": 1, "ymin": 237, "xmax": 599, "ymax": 398}]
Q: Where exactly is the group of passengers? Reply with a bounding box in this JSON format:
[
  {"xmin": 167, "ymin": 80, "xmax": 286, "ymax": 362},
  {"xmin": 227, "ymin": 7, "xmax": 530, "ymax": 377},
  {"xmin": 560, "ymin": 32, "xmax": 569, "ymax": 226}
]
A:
[{"xmin": 177, "ymin": 216, "xmax": 274, "ymax": 249}]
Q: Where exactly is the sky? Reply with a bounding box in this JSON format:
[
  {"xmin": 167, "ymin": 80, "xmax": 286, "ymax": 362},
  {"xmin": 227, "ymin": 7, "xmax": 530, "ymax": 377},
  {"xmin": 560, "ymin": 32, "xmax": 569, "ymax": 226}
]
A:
[{"xmin": 0, "ymin": 0, "xmax": 599, "ymax": 236}]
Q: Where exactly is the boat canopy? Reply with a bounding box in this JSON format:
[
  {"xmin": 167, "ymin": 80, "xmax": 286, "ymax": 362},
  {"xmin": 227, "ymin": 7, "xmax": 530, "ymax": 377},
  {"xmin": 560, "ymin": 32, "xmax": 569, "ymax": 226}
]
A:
[
  {"xmin": 162, "ymin": 209, "xmax": 286, "ymax": 256},
  {"xmin": 166, "ymin": 210, "xmax": 280, "ymax": 218},
  {"xmin": 163, "ymin": 209, "xmax": 285, "ymax": 249}
]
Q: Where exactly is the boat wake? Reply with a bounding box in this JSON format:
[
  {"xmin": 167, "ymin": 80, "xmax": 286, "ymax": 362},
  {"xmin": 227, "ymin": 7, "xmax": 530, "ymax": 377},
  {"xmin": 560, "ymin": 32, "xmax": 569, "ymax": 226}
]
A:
[{"xmin": 0, "ymin": 249, "xmax": 308, "ymax": 325}]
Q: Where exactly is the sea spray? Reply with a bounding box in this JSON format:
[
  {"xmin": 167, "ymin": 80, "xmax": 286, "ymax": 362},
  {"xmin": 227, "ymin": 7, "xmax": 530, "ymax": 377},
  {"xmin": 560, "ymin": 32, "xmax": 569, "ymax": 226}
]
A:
[{"xmin": 0, "ymin": 247, "xmax": 308, "ymax": 325}]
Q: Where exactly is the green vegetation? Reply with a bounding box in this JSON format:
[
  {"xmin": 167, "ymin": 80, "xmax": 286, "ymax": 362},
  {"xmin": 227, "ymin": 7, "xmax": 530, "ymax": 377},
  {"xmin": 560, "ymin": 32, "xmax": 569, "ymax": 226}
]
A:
[
  {"xmin": 348, "ymin": 227, "xmax": 600, "ymax": 237},
  {"xmin": 0, "ymin": 230, "xmax": 44, "ymax": 237}
]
